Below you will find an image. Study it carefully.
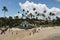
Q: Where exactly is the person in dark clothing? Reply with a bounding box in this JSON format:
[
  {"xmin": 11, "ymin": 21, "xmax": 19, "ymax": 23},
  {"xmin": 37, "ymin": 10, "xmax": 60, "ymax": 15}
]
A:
[{"xmin": 0, "ymin": 28, "xmax": 8, "ymax": 34}]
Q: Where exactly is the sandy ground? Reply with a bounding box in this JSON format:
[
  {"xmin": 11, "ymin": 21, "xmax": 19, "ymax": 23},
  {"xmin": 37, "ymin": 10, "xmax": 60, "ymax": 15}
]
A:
[
  {"xmin": 42, "ymin": 33, "xmax": 60, "ymax": 40},
  {"xmin": 0, "ymin": 26, "xmax": 60, "ymax": 40}
]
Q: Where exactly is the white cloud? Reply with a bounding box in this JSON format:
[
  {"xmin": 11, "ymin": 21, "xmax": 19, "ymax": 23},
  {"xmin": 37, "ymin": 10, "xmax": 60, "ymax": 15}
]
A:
[
  {"xmin": 19, "ymin": 1, "xmax": 60, "ymax": 19},
  {"xmin": 15, "ymin": 13, "xmax": 22, "ymax": 18},
  {"xmin": 50, "ymin": 7, "xmax": 60, "ymax": 13}
]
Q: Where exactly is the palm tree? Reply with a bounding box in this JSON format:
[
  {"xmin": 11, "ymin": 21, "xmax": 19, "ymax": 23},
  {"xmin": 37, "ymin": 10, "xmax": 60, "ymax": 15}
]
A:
[
  {"xmin": 2, "ymin": 6, "xmax": 8, "ymax": 18},
  {"xmin": 2, "ymin": 6, "xmax": 8, "ymax": 27}
]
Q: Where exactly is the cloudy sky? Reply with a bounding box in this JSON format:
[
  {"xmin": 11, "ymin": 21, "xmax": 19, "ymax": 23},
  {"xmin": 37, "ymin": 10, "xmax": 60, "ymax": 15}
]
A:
[{"xmin": 0, "ymin": 0, "xmax": 60, "ymax": 18}]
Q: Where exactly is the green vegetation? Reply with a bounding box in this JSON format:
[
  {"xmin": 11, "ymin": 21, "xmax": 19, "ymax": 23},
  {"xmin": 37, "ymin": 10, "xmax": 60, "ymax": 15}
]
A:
[{"xmin": 0, "ymin": 16, "xmax": 60, "ymax": 28}]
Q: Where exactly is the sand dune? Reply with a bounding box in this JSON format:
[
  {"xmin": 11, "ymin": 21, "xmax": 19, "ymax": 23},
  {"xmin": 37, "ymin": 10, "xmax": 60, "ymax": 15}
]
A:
[{"xmin": 0, "ymin": 27, "xmax": 60, "ymax": 40}]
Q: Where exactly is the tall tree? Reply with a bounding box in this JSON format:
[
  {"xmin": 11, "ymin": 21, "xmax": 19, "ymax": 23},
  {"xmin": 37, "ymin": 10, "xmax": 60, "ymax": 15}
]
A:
[
  {"xmin": 2, "ymin": 6, "xmax": 8, "ymax": 18},
  {"xmin": 2, "ymin": 6, "xmax": 8, "ymax": 27}
]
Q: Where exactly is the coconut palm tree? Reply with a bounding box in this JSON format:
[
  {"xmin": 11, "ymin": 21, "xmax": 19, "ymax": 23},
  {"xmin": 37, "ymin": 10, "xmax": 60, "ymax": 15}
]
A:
[
  {"xmin": 2, "ymin": 6, "xmax": 8, "ymax": 27},
  {"xmin": 2, "ymin": 6, "xmax": 8, "ymax": 18}
]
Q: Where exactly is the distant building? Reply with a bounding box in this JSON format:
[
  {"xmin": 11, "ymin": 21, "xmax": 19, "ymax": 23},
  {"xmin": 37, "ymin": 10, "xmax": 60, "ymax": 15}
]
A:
[{"xmin": 20, "ymin": 21, "xmax": 35, "ymax": 29}]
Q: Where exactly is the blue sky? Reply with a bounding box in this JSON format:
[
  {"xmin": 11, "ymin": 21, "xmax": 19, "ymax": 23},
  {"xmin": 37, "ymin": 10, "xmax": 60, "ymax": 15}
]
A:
[{"xmin": 0, "ymin": 0, "xmax": 60, "ymax": 17}]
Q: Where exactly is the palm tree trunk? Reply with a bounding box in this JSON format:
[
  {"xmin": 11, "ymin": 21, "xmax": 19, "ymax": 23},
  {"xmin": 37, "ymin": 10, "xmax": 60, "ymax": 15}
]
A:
[
  {"xmin": 4, "ymin": 11, "xmax": 5, "ymax": 18},
  {"xmin": 4, "ymin": 11, "xmax": 6, "ymax": 27}
]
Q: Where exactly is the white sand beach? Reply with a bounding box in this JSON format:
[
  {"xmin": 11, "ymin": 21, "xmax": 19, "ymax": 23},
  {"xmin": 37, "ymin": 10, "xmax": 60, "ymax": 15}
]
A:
[{"xmin": 0, "ymin": 26, "xmax": 60, "ymax": 40}]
